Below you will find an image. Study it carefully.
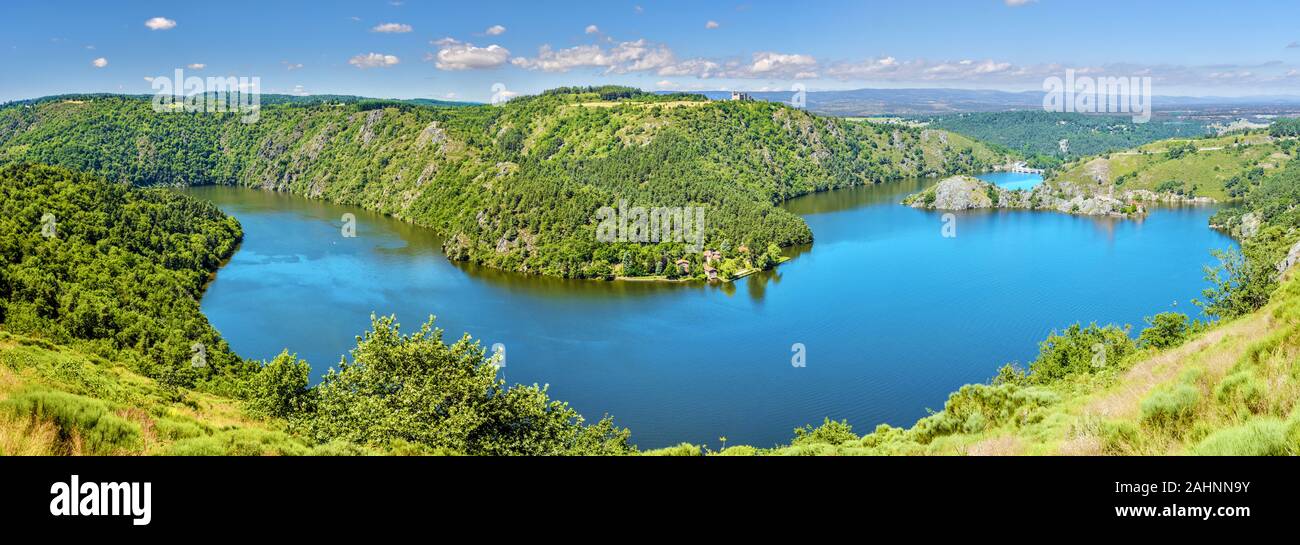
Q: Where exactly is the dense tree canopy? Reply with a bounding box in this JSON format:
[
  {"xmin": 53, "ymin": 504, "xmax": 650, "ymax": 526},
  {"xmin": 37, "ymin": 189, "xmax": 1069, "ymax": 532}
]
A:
[
  {"xmin": 921, "ymin": 111, "xmax": 1208, "ymax": 170},
  {"xmin": 0, "ymin": 163, "xmax": 248, "ymax": 391},
  {"xmin": 0, "ymin": 90, "xmax": 1005, "ymax": 280}
]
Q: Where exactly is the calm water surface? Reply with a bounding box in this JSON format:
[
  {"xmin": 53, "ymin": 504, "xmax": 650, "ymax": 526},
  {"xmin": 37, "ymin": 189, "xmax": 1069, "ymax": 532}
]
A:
[
  {"xmin": 187, "ymin": 180, "xmax": 1234, "ymax": 448},
  {"xmin": 976, "ymin": 171, "xmax": 1045, "ymax": 190}
]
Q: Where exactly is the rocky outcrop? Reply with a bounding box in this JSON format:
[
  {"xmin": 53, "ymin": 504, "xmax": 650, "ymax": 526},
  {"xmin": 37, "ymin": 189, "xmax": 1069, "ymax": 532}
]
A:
[
  {"xmin": 904, "ymin": 175, "xmax": 1134, "ymax": 217},
  {"xmin": 910, "ymin": 175, "xmax": 995, "ymax": 210},
  {"xmin": 904, "ymin": 174, "xmax": 1221, "ymax": 219},
  {"xmin": 1278, "ymin": 241, "xmax": 1300, "ymax": 276},
  {"xmin": 1240, "ymin": 212, "xmax": 1261, "ymax": 238}
]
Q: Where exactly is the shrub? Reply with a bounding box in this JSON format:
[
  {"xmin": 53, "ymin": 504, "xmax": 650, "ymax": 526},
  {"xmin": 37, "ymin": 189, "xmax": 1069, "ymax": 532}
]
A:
[
  {"xmin": 991, "ymin": 363, "xmax": 1028, "ymax": 386},
  {"xmin": 641, "ymin": 443, "xmax": 703, "ymax": 456},
  {"xmin": 1029, "ymin": 323, "xmax": 1135, "ymax": 382},
  {"xmin": 792, "ymin": 418, "xmax": 858, "ymax": 446},
  {"xmin": 152, "ymin": 416, "xmax": 208, "ymax": 441},
  {"xmin": 244, "ymin": 351, "xmax": 313, "ymax": 419},
  {"xmin": 1195, "ymin": 248, "xmax": 1276, "ymax": 320},
  {"xmin": 1099, "ymin": 419, "xmax": 1141, "ymax": 454},
  {"xmin": 715, "ymin": 445, "xmax": 759, "ymax": 456},
  {"xmin": 1191, "ymin": 420, "xmax": 1294, "ymax": 456},
  {"xmin": 164, "ymin": 428, "xmax": 310, "ymax": 456},
  {"xmin": 1138, "ymin": 312, "xmax": 1192, "ymax": 349},
  {"xmin": 1, "ymin": 388, "xmax": 142, "ymax": 454},
  {"xmin": 1140, "ymin": 384, "xmax": 1200, "ymax": 430},
  {"xmin": 911, "ymin": 384, "xmax": 1059, "ymax": 443},
  {"xmin": 1214, "ymin": 371, "xmax": 1268, "ymax": 416},
  {"xmin": 302, "ymin": 315, "xmax": 633, "ymax": 455}
]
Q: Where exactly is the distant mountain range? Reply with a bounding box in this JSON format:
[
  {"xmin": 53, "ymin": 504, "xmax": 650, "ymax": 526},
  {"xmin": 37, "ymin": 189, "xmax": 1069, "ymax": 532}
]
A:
[{"xmin": 678, "ymin": 88, "xmax": 1300, "ymax": 117}]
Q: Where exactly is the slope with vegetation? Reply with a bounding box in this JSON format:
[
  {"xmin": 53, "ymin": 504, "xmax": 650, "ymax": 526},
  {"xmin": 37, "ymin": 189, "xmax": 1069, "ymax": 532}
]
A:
[
  {"xmin": 0, "ymin": 87, "xmax": 1006, "ymax": 281},
  {"xmin": 0, "ymin": 164, "xmax": 631, "ymax": 455},
  {"xmin": 904, "ymin": 129, "xmax": 1298, "ymax": 218},
  {"xmin": 918, "ymin": 111, "xmax": 1209, "ymax": 170},
  {"xmin": 656, "ymin": 160, "xmax": 1300, "ymax": 456},
  {"xmin": 1049, "ymin": 131, "xmax": 1295, "ymax": 202},
  {"xmin": 5, "ymin": 157, "xmax": 1300, "ymax": 456}
]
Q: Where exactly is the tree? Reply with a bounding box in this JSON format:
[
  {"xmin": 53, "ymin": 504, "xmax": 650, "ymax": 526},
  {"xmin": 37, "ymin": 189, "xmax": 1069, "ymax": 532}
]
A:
[
  {"xmin": 301, "ymin": 315, "xmax": 632, "ymax": 455},
  {"xmin": 1195, "ymin": 248, "xmax": 1275, "ymax": 320},
  {"xmin": 245, "ymin": 351, "xmax": 314, "ymax": 419},
  {"xmin": 1137, "ymin": 312, "xmax": 1192, "ymax": 349}
]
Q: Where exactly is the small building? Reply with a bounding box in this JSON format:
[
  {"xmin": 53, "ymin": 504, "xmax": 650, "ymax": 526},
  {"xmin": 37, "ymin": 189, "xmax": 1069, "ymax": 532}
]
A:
[
  {"xmin": 703, "ymin": 249, "xmax": 722, "ymax": 263},
  {"xmin": 674, "ymin": 258, "xmax": 691, "ymax": 274},
  {"xmin": 703, "ymin": 264, "xmax": 719, "ymax": 281},
  {"xmin": 730, "ymin": 91, "xmax": 753, "ymax": 101},
  {"xmin": 737, "ymin": 244, "xmax": 749, "ymax": 255}
]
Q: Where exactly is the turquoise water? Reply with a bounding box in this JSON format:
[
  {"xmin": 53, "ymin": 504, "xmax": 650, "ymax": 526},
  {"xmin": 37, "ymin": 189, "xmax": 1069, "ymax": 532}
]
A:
[
  {"xmin": 977, "ymin": 171, "xmax": 1044, "ymax": 190},
  {"xmin": 187, "ymin": 180, "xmax": 1234, "ymax": 448}
]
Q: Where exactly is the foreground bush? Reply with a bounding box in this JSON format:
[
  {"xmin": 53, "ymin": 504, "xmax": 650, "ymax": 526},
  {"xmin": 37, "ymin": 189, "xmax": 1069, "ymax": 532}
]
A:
[
  {"xmin": 1, "ymin": 388, "xmax": 141, "ymax": 454},
  {"xmin": 298, "ymin": 315, "xmax": 634, "ymax": 456}
]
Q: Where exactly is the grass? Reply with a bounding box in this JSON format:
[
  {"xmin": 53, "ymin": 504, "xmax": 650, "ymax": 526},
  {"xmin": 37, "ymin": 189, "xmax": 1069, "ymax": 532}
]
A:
[
  {"xmin": 1050, "ymin": 134, "xmax": 1295, "ymax": 201},
  {"xmin": 0, "ymin": 329, "xmax": 371, "ymax": 456}
]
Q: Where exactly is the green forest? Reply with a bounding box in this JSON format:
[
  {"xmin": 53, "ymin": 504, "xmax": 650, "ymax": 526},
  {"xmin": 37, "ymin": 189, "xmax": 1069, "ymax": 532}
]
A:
[
  {"xmin": 0, "ymin": 163, "xmax": 632, "ymax": 455},
  {"xmin": 0, "ymin": 87, "xmax": 1005, "ymax": 281},
  {"xmin": 921, "ymin": 111, "xmax": 1208, "ymax": 171},
  {"xmin": 3, "ymin": 124, "xmax": 1300, "ymax": 456}
]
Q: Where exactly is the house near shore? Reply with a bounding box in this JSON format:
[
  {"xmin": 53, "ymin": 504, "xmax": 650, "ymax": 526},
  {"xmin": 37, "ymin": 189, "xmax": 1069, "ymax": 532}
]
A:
[
  {"xmin": 675, "ymin": 258, "xmax": 691, "ymax": 274},
  {"xmin": 730, "ymin": 91, "xmax": 753, "ymax": 101},
  {"xmin": 703, "ymin": 249, "xmax": 722, "ymax": 263},
  {"xmin": 703, "ymin": 264, "xmax": 719, "ymax": 281}
]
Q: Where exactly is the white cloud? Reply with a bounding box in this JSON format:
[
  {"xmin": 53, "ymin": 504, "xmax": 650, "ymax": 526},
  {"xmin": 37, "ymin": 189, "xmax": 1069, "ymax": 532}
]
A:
[
  {"xmin": 372, "ymin": 22, "xmax": 412, "ymax": 33},
  {"xmin": 585, "ymin": 24, "xmax": 600, "ymax": 34},
  {"xmin": 91, "ymin": 57, "xmax": 108, "ymax": 68},
  {"xmin": 485, "ymin": 25, "xmax": 506, "ymax": 36},
  {"xmin": 705, "ymin": 20, "xmax": 719, "ymax": 29},
  {"xmin": 431, "ymin": 40, "xmax": 510, "ymax": 70},
  {"xmin": 349, "ymin": 52, "xmax": 400, "ymax": 68},
  {"xmin": 656, "ymin": 80, "xmax": 674, "ymax": 88},
  {"xmin": 282, "ymin": 61, "xmax": 304, "ymax": 70},
  {"xmin": 749, "ymin": 52, "xmax": 817, "ymax": 75},
  {"xmin": 187, "ymin": 63, "xmax": 206, "ymax": 70},
  {"xmin": 144, "ymin": 17, "xmax": 176, "ymax": 31},
  {"xmin": 1004, "ymin": 0, "xmax": 1037, "ymax": 6},
  {"xmin": 512, "ymin": 39, "xmax": 674, "ymax": 73}
]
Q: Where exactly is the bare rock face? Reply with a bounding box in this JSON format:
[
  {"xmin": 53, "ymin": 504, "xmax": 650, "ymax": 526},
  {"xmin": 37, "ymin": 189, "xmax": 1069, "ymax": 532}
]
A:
[
  {"xmin": 927, "ymin": 176, "xmax": 994, "ymax": 210},
  {"xmin": 1278, "ymin": 241, "xmax": 1300, "ymax": 276},
  {"xmin": 1240, "ymin": 212, "xmax": 1261, "ymax": 238},
  {"xmin": 905, "ymin": 175, "xmax": 1137, "ymax": 218}
]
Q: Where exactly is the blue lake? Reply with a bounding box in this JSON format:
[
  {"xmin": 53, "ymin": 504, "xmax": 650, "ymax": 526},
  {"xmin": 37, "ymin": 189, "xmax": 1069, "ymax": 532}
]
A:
[
  {"xmin": 977, "ymin": 171, "xmax": 1045, "ymax": 190},
  {"xmin": 187, "ymin": 179, "xmax": 1235, "ymax": 448}
]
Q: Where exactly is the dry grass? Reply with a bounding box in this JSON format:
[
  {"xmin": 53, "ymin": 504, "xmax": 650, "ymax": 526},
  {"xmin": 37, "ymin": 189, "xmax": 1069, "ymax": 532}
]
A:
[
  {"xmin": 964, "ymin": 435, "xmax": 1024, "ymax": 456},
  {"xmin": 1084, "ymin": 313, "xmax": 1268, "ymax": 420}
]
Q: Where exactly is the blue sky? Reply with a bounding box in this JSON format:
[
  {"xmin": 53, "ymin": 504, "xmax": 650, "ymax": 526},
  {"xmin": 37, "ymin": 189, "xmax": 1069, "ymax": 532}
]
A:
[{"xmin": 3, "ymin": 0, "xmax": 1300, "ymax": 102}]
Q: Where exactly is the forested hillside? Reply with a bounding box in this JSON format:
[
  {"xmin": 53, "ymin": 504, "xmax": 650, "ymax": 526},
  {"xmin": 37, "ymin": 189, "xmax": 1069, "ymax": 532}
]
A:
[
  {"xmin": 0, "ymin": 163, "xmax": 247, "ymax": 392},
  {"xmin": 5, "ymin": 158, "xmax": 1300, "ymax": 456},
  {"xmin": 0, "ymin": 87, "xmax": 1005, "ymax": 280},
  {"xmin": 0, "ymin": 164, "xmax": 631, "ymax": 455},
  {"xmin": 1049, "ymin": 131, "xmax": 1296, "ymax": 202},
  {"xmin": 920, "ymin": 111, "xmax": 1208, "ymax": 170}
]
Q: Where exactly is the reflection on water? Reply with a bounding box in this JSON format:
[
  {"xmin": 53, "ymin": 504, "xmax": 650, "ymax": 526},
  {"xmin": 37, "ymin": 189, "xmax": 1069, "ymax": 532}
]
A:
[{"xmin": 185, "ymin": 180, "xmax": 1236, "ymax": 449}]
